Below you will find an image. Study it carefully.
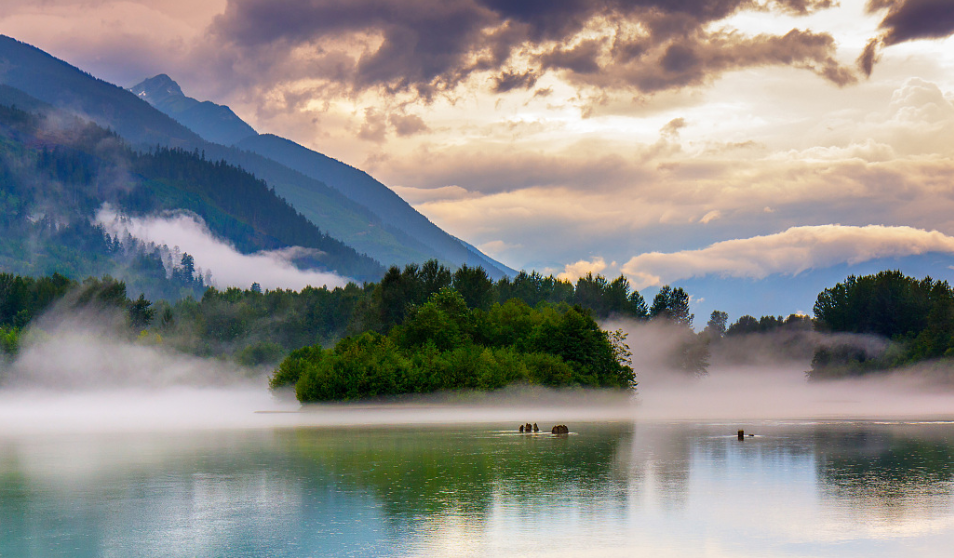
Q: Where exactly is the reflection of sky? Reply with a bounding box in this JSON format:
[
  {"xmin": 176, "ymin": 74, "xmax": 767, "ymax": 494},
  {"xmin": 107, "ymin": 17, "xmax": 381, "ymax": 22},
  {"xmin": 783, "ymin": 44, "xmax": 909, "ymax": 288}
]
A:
[{"xmin": 2, "ymin": 424, "xmax": 954, "ymax": 557}]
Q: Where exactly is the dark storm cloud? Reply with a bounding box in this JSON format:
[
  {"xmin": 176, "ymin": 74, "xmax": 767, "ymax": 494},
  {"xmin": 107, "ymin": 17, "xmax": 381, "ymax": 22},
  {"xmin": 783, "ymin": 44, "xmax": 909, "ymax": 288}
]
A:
[
  {"xmin": 601, "ymin": 28, "xmax": 856, "ymax": 92},
  {"xmin": 870, "ymin": 0, "xmax": 954, "ymax": 45},
  {"xmin": 211, "ymin": 0, "xmax": 853, "ymax": 98},
  {"xmin": 539, "ymin": 40, "xmax": 604, "ymax": 74},
  {"xmin": 859, "ymin": 0, "xmax": 954, "ymax": 76}
]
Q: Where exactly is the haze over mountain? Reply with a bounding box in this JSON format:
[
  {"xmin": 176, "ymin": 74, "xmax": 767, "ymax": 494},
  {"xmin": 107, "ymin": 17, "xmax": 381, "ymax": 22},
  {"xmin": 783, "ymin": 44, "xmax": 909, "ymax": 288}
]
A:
[{"xmin": 0, "ymin": 35, "xmax": 512, "ymax": 280}]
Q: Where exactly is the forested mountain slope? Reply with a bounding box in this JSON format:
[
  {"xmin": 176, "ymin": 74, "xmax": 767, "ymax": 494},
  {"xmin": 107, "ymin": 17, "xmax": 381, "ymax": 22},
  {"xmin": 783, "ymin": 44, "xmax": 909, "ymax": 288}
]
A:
[
  {"xmin": 0, "ymin": 102, "xmax": 383, "ymax": 288},
  {"xmin": 0, "ymin": 36, "xmax": 434, "ymax": 268}
]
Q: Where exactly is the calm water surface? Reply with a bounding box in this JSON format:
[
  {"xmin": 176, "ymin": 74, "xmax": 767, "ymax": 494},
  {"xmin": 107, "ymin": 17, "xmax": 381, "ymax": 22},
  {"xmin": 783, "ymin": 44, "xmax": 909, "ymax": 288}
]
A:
[{"xmin": 2, "ymin": 421, "xmax": 954, "ymax": 557}]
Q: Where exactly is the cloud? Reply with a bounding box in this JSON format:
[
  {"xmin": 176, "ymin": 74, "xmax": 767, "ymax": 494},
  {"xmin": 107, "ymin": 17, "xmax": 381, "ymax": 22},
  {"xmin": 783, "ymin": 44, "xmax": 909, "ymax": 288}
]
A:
[
  {"xmin": 492, "ymin": 69, "xmax": 538, "ymax": 93},
  {"xmin": 95, "ymin": 206, "xmax": 350, "ymax": 291},
  {"xmin": 389, "ymin": 112, "xmax": 430, "ymax": 136},
  {"xmin": 870, "ymin": 0, "xmax": 954, "ymax": 45},
  {"xmin": 621, "ymin": 224, "xmax": 954, "ymax": 288},
  {"xmin": 357, "ymin": 107, "xmax": 388, "ymax": 142},
  {"xmin": 207, "ymin": 0, "xmax": 854, "ymax": 102},
  {"xmin": 557, "ymin": 257, "xmax": 610, "ymax": 282},
  {"xmin": 660, "ymin": 117, "xmax": 687, "ymax": 138},
  {"xmin": 860, "ymin": 0, "xmax": 954, "ymax": 76}
]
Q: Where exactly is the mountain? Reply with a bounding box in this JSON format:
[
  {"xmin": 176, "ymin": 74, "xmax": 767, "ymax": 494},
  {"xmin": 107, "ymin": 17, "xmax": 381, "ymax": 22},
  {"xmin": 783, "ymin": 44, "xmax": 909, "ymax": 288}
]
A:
[
  {"xmin": 129, "ymin": 74, "xmax": 257, "ymax": 146},
  {"xmin": 0, "ymin": 101, "xmax": 384, "ymax": 289},
  {"xmin": 125, "ymin": 72, "xmax": 513, "ymax": 278},
  {"xmin": 0, "ymin": 35, "xmax": 509, "ymax": 275},
  {"xmin": 235, "ymin": 134, "xmax": 514, "ymax": 277}
]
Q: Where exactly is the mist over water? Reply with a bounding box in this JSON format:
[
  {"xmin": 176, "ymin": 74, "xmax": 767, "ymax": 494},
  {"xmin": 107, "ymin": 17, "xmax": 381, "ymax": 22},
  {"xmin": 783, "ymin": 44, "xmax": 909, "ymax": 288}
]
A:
[
  {"xmin": 3, "ymin": 313, "xmax": 954, "ymax": 438},
  {"xmin": 609, "ymin": 318, "xmax": 954, "ymax": 421}
]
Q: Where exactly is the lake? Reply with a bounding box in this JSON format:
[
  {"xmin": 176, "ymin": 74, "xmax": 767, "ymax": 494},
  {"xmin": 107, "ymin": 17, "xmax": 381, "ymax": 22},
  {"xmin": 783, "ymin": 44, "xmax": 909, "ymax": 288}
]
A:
[{"xmin": 2, "ymin": 418, "xmax": 954, "ymax": 557}]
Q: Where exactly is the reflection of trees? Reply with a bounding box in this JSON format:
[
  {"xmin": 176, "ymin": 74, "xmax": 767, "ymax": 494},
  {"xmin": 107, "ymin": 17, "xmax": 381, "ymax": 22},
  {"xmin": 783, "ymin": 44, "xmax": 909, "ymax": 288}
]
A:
[
  {"xmin": 285, "ymin": 424, "xmax": 631, "ymax": 522},
  {"xmin": 815, "ymin": 426, "xmax": 954, "ymax": 521}
]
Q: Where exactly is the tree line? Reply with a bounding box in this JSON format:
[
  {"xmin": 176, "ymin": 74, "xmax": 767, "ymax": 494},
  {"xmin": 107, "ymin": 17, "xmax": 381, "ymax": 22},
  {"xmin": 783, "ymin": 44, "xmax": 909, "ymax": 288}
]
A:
[{"xmin": 809, "ymin": 270, "xmax": 954, "ymax": 378}]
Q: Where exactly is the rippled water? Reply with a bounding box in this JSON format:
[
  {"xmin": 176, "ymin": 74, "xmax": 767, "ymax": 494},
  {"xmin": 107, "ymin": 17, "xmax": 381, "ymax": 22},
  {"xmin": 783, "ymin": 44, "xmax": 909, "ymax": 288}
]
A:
[{"xmin": 2, "ymin": 420, "xmax": 954, "ymax": 557}]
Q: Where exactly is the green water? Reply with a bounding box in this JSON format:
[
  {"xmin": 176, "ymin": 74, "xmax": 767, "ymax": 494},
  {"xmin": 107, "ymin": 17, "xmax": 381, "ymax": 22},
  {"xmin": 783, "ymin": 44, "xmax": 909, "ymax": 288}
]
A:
[{"xmin": 2, "ymin": 421, "xmax": 954, "ymax": 557}]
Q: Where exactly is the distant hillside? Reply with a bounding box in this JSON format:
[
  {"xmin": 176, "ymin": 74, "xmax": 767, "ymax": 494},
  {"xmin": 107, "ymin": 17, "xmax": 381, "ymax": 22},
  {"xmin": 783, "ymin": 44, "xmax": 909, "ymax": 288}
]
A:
[
  {"xmin": 236, "ymin": 134, "xmax": 515, "ymax": 278},
  {"xmin": 0, "ymin": 36, "xmax": 432, "ymax": 269},
  {"xmin": 0, "ymin": 101, "xmax": 383, "ymax": 287}
]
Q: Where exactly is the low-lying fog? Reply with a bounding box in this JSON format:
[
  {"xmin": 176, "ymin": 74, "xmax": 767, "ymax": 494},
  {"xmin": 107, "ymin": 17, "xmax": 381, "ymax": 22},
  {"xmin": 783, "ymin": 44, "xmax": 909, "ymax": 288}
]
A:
[{"xmin": 3, "ymin": 316, "xmax": 954, "ymax": 436}]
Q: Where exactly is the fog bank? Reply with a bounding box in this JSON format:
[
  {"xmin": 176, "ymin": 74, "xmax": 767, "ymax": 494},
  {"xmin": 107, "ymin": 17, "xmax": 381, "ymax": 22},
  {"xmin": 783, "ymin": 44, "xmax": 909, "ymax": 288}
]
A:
[
  {"xmin": 5, "ymin": 315, "xmax": 954, "ymax": 437},
  {"xmin": 607, "ymin": 318, "xmax": 954, "ymax": 421},
  {"xmin": 95, "ymin": 205, "xmax": 349, "ymax": 291}
]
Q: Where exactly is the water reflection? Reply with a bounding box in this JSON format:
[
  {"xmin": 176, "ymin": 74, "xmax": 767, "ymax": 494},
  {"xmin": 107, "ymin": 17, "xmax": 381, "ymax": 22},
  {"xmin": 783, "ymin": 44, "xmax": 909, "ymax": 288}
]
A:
[
  {"xmin": 0, "ymin": 422, "xmax": 953, "ymax": 557},
  {"xmin": 815, "ymin": 424, "xmax": 954, "ymax": 525}
]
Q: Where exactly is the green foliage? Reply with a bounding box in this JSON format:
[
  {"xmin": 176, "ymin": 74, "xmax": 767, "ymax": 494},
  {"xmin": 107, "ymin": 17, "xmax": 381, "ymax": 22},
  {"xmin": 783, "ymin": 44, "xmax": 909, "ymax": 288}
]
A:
[
  {"xmin": 0, "ymin": 326, "xmax": 20, "ymax": 358},
  {"xmin": 281, "ymin": 289, "xmax": 636, "ymax": 402},
  {"xmin": 453, "ymin": 265, "xmax": 494, "ymax": 311},
  {"xmin": 726, "ymin": 313, "xmax": 811, "ymax": 336},
  {"xmin": 237, "ymin": 341, "xmax": 286, "ymax": 367},
  {"xmin": 649, "ymin": 285, "xmax": 693, "ymax": 327},
  {"xmin": 0, "ymin": 272, "xmax": 73, "ymax": 327},
  {"xmin": 809, "ymin": 271, "xmax": 954, "ymax": 378},
  {"xmin": 813, "ymin": 270, "xmax": 934, "ymax": 338},
  {"xmin": 705, "ymin": 310, "xmax": 728, "ymax": 338}
]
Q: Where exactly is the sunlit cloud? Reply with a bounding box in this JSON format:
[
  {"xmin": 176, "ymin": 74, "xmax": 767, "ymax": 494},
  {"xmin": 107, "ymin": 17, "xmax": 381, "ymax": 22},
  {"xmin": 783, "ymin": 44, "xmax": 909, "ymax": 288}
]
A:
[
  {"xmin": 557, "ymin": 257, "xmax": 614, "ymax": 283},
  {"xmin": 621, "ymin": 224, "xmax": 954, "ymax": 288}
]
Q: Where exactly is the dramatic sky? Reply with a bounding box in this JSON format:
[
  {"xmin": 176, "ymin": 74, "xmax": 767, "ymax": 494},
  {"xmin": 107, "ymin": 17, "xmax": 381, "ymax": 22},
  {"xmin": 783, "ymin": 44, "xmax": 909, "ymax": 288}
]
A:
[{"xmin": 2, "ymin": 0, "xmax": 953, "ymax": 309}]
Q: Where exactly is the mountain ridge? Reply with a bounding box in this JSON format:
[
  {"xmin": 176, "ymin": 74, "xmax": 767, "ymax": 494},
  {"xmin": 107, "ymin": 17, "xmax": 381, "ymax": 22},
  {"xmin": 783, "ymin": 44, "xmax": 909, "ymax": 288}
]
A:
[
  {"xmin": 129, "ymin": 74, "xmax": 257, "ymax": 146},
  {"xmin": 0, "ymin": 35, "xmax": 511, "ymax": 277},
  {"xmin": 126, "ymin": 71, "xmax": 514, "ymax": 278}
]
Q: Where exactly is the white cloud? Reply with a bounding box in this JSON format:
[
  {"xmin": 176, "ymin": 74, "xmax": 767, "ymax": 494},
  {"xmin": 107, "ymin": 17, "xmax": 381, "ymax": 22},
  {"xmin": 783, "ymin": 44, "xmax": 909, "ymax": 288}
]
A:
[
  {"xmin": 95, "ymin": 206, "xmax": 349, "ymax": 291},
  {"xmin": 621, "ymin": 224, "xmax": 954, "ymax": 288},
  {"xmin": 557, "ymin": 257, "xmax": 611, "ymax": 282}
]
